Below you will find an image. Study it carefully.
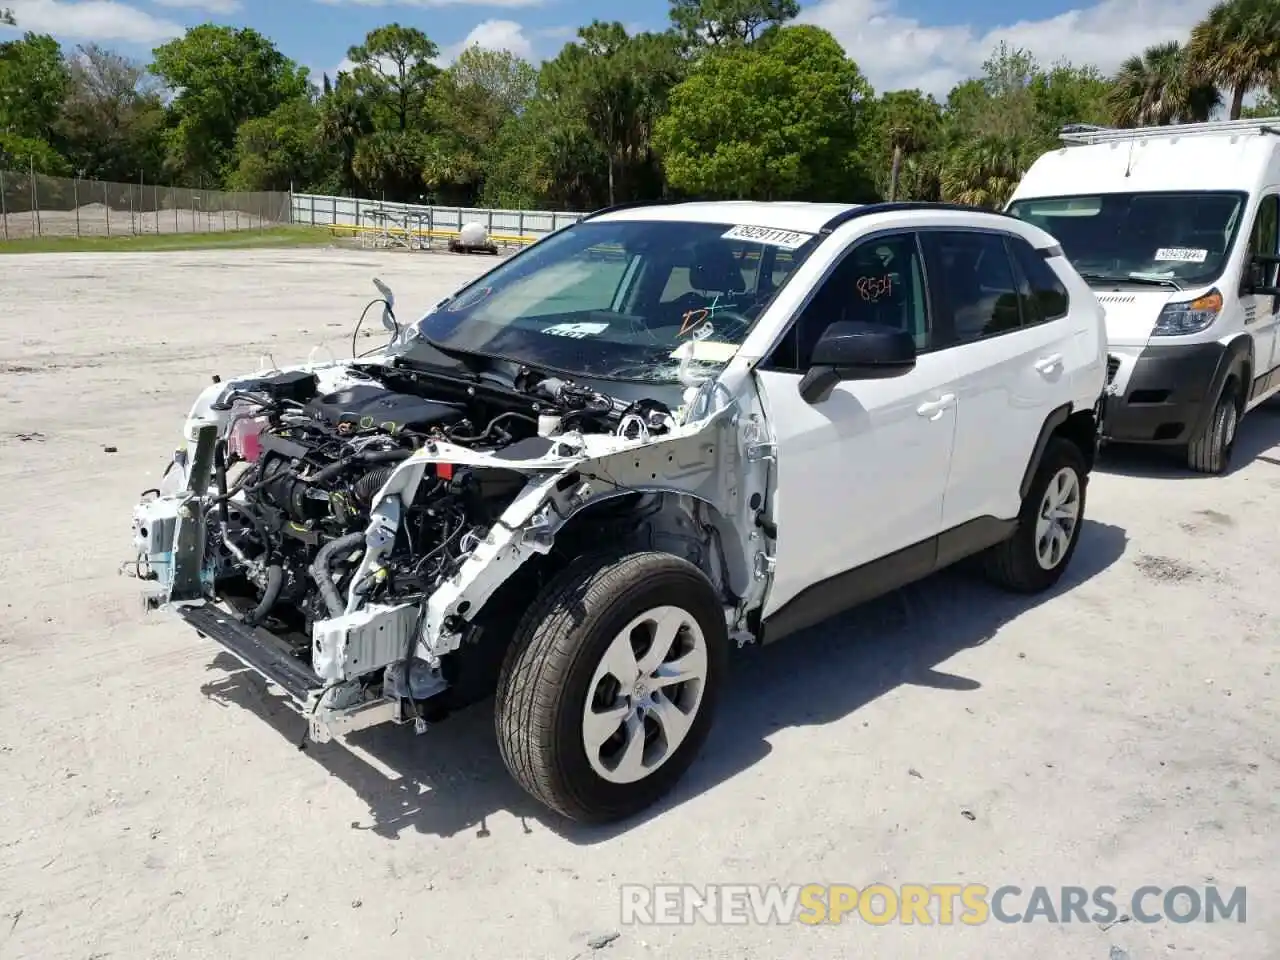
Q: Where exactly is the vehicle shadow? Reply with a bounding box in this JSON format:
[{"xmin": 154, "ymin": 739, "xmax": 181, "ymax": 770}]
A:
[
  {"xmin": 199, "ymin": 519, "xmax": 1129, "ymax": 843},
  {"xmin": 1099, "ymin": 405, "xmax": 1280, "ymax": 478}
]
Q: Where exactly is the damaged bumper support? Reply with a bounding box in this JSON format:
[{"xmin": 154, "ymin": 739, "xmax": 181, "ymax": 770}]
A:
[{"xmin": 132, "ymin": 380, "xmax": 768, "ymax": 746}]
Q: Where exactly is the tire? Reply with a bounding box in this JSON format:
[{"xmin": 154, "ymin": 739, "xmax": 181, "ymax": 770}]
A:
[
  {"xmin": 494, "ymin": 551, "xmax": 728, "ymax": 823},
  {"xmin": 983, "ymin": 437, "xmax": 1088, "ymax": 594},
  {"xmin": 1186, "ymin": 380, "xmax": 1240, "ymax": 475}
]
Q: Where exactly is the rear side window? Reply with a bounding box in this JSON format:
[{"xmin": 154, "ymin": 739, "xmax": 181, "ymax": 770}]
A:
[
  {"xmin": 924, "ymin": 230, "xmax": 1022, "ymax": 344},
  {"xmin": 1009, "ymin": 236, "xmax": 1070, "ymax": 321}
]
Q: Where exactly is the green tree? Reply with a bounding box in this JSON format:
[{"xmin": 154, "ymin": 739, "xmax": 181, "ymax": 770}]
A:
[
  {"xmin": 0, "ymin": 32, "xmax": 70, "ymax": 145},
  {"xmin": 0, "ymin": 131, "xmax": 67, "ymax": 173},
  {"xmin": 57, "ymin": 44, "xmax": 166, "ymax": 180},
  {"xmin": 654, "ymin": 25, "xmax": 873, "ymax": 200},
  {"xmin": 428, "ymin": 47, "xmax": 538, "ymax": 203},
  {"xmin": 541, "ymin": 22, "xmax": 685, "ymax": 206},
  {"xmin": 862, "ymin": 90, "xmax": 943, "ymax": 201},
  {"xmin": 0, "ymin": 9, "xmax": 12, "ymax": 25},
  {"xmin": 1108, "ymin": 41, "xmax": 1220, "ymax": 126},
  {"xmin": 941, "ymin": 134, "xmax": 1039, "ymax": 208},
  {"xmin": 669, "ymin": 0, "xmax": 799, "ymax": 46},
  {"xmin": 319, "ymin": 71, "xmax": 373, "ymax": 195},
  {"xmin": 150, "ymin": 25, "xmax": 311, "ymax": 185},
  {"xmin": 1187, "ymin": 0, "xmax": 1280, "ymax": 119},
  {"xmin": 228, "ymin": 98, "xmax": 327, "ymax": 192},
  {"xmin": 346, "ymin": 24, "xmax": 439, "ymax": 133},
  {"xmin": 1031, "ymin": 62, "xmax": 1114, "ymax": 130}
]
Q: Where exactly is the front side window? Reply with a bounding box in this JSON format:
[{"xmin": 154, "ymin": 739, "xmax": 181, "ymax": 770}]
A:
[
  {"xmin": 1248, "ymin": 194, "xmax": 1279, "ymax": 289},
  {"xmin": 403, "ymin": 219, "xmax": 819, "ymax": 382},
  {"xmin": 769, "ymin": 232, "xmax": 930, "ymax": 371},
  {"xmin": 1006, "ymin": 191, "xmax": 1246, "ymax": 287},
  {"xmin": 924, "ymin": 230, "xmax": 1022, "ymax": 344}
]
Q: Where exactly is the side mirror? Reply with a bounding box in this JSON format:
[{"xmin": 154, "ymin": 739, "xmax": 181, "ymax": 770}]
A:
[
  {"xmin": 798, "ymin": 321, "xmax": 917, "ymax": 404},
  {"xmin": 1243, "ymin": 256, "xmax": 1280, "ymax": 297},
  {"xmin": 372, "ymin": 277, "xmax": 398, "ymax": 333}
]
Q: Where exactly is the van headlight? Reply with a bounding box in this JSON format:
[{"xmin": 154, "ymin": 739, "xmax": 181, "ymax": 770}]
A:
[{"xmin": 1151, "ymin": 289, "xmax": 1222, "ymax": 336}]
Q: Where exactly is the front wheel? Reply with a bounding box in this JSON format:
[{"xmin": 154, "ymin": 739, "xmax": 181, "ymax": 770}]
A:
[
  {"xmin": 494, "ymin": 551, "xmax": 728, "ymax": 823},
  {"xmin": 1186, "ymin": 381, "xmax": 1239, "ymax": 475}
]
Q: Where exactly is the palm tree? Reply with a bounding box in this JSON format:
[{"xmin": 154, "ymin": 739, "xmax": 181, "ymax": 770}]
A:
[
  {"xmin": 320, "ymin": 72, "xmax": 373, "ymax": 195},
  {"xmin": 1187, "ymin": 0, "xmax": 1280, "ymax": 120},
  {"xmin": 1108, "ymin": 41, "xmax": 1222, "ymax": 125},
  {"xmin": 940, "ymin": 135, "xmax": 1041, "ymax": 209}
]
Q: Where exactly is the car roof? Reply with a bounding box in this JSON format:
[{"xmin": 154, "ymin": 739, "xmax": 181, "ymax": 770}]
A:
[
  {"xmin": 587, "ymin": 200, "xmax": 1056, "ymax": 247},
  {"xmin": 587, "ymin": 200, "xmax": 857, "ymax": 233}
]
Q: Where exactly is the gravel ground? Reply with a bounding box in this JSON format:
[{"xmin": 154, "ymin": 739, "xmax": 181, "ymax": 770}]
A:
[{"xmin": 0, "ymin": 247, "xmax": 1276, "ymax": 960}]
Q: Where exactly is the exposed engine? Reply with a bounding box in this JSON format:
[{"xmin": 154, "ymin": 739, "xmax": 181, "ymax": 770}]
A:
[{"xmin": 192, "ymin": 360, "xmax": 675, "ymax": 667}]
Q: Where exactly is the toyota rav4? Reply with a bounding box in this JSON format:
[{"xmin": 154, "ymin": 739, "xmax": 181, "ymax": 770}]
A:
[{"xmin": 129, "ymin": 200, "xmax": 1108, "ymax": 823}]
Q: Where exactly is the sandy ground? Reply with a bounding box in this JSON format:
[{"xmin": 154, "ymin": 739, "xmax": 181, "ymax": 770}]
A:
[
  {"xmin": 0, "ymin": 246, "xmax": 1276, "ymax": 960},
  {"xmin": 1, "ymin": 206, "xmax": 280, "ymax": 239}
]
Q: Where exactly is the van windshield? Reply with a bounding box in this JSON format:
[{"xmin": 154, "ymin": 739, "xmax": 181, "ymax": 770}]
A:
[{"xmin": 1006, "ymin": 191, "xmax": 1246, "ymax": 287}]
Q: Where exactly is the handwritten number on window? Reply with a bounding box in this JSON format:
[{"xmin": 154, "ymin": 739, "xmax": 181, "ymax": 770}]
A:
[{"xmin": 857, "ymin": 274, "xmax": 894, "ymax": 302}]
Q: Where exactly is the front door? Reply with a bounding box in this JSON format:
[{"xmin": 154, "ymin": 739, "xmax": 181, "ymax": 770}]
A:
[
  {"xmin": 754, "ymin": 230, "xmax": 959, "ymax": 620},
  {"xmin": 1243, "ymin": 191, "xmax": 1280, "ymax": 400}
]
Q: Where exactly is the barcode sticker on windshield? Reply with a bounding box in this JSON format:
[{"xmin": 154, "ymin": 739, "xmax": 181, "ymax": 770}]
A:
[
  {"xmin": 722, "ymin": 225, "xmax": 813, "ymax": 249},
  {"xmin": 1154, "ymin": 247, "xmax": 1208, "ymax": 263}
]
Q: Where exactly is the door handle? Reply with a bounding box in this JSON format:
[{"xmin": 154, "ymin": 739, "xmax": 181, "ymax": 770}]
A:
[
  {"xmin": 1035, "ymin": 354, "xmax": 1064, "ymax": 375},
  {"xmin": 916, "ymin": 394, "xmax": 956, "ymax": 420}
]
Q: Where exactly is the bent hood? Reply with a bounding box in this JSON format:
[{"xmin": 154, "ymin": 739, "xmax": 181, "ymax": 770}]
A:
[{"xmin": 1090, "ymin": 289, "xmax": 1176, "ymax": 348}]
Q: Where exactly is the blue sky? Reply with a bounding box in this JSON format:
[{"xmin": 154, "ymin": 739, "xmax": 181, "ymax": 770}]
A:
[{"xmin": 1, "ymin": 0, "xmax": 1218, "ymax": 96}]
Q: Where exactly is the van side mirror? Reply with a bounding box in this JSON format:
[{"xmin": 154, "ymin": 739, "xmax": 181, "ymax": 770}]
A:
[
  {"xmin": 798, "ymin": 321, "xmax": 917, "ymax": 404},
  {"xmin": 1244, "ymin": 255, "xmax": 1280, "ymax": 297}
]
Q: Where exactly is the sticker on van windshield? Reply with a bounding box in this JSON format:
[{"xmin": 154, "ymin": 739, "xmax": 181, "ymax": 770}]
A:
[
  {"xmin": 721, "ymin": 225, "xmax": 813, "ymax": 249},
  {"xmin": 542, "ymin": 321, "xmax": 609, "ymax": 339},
  {"xmin": 1154, "ymin": 247, "xmax": 1209, "ymax": 263}
]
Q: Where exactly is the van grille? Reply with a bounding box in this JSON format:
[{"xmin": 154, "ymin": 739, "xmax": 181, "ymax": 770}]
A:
[{"xmin": 1096, "ymin": 294, "xmax": 1137, "ymax": 305}]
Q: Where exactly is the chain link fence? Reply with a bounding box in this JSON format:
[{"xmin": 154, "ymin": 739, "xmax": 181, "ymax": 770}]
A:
[{"xmin": 0, "ymin": 170, "xmax": 292, "ymax": 240}]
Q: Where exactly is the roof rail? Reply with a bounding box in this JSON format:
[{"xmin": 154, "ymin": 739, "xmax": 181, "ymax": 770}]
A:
[
  {"xmin": 1059, "ymin": 117, "xmax": 1280, "ymax": 145},
  {"xmin": 818, "ymin": 201, "xmax": 1006, "ymax": 234}
]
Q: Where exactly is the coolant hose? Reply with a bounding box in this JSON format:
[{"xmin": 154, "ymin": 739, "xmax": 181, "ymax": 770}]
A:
[
  {"xmin": 242, "ymin": 564, "xmax": 283, "ymax": 626},
  {"xmin": 310, "ymin": 531, "xmax": 366, "ymax": 618},
  {"xmin": 308, "ymin": 448, "xmax": 410, "ymax": 486}
]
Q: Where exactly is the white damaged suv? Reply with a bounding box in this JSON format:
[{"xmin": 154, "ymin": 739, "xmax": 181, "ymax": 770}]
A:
[{"xmin": 130, "ymin": 200, "xmax": 1108, "ymax": 823}]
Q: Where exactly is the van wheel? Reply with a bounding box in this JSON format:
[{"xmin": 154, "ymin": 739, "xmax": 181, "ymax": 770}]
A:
[
  {"xmin": 1186, "ymin": 381, "xmax": 1239, "ymax": 475},
  {"xmin": 494, "ymin": 551, "xmax": 728, "ymax": 823},
  {"xmin": 983, "ymin": 437, "xmax": 1088, "ymax": 594}
]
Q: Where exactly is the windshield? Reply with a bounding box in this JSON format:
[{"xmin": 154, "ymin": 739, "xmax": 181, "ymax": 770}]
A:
[
  {"xmin": 402, "ymin": 218, "xmax": 818, "ymax": 382},
  {"xmin": 1006, "ymin": 191, "xmax": 1246, "ymax": 287}
]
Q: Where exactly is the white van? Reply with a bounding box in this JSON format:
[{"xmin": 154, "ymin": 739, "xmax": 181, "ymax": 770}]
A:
[{"xmin": 1005, "ymin": 118, "xmax": 1280, "ymax": 473}]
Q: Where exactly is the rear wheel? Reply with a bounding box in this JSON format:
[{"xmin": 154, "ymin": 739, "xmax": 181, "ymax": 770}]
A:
[
  {"xmin": 983, "ymin": 437, "xmax": 1088, "ymax": 593},
  {"xmin": 1186, "ymin": 380, "xmax": 1239, "ymax": 475},
  {"xmin": 494, "ymin": 551, "xmax": 728, "ymax": 823}
]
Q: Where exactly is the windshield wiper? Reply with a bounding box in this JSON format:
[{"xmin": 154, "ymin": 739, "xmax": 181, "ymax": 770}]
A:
[{"xmin": 1079, "ymin": 271, "xmax": 1183, "ymax": 291}]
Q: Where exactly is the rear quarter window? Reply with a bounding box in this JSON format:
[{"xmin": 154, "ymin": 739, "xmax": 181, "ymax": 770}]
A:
[{"xmin": 1011, "ymin": 237, "xmax": 1070, "ymax": 321}]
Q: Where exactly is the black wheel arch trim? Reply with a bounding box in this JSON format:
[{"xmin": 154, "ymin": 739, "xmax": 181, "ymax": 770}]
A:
[
  {"xmin": 1190, "ymin": 335, "xmax": 1253, "ymax": 439},
  {"xmin": 1019, "ymin": 403, "xmax": 1073, "ymax": 501}
]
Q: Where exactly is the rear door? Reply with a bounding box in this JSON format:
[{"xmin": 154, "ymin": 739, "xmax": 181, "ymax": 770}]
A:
[{"xmin": 921, "ymin": 229, "xmax": 1078, "ymax": 529}]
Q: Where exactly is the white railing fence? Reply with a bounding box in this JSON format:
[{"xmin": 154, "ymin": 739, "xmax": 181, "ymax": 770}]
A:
[{"xmin": 291, "ymin": 193, "xmax": 586, "ymax": 244}]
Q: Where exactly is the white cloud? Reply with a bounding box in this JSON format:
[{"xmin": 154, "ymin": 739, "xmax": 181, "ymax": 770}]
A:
[
  {"xmin": 315, "ymin": 0, "xmax": 545, "ymax": 8},
  {"xmin": 1, "ymin": 0, "xmax": 184, "ymax": 42},
  {"xmin": 800, "ymin": 0, "xmax": 1216, "ymax": 96},
  {"xmin": 326, "ymin": 19, "xmax": 535, "ymax": 75},
  {"xmin": 440, "ymin": 19, "xmax": 533, "ymax": 63},
  {"xmin": 151, "ymin": 0, "xmax": 242, "ymax": 13}
]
